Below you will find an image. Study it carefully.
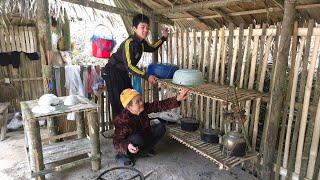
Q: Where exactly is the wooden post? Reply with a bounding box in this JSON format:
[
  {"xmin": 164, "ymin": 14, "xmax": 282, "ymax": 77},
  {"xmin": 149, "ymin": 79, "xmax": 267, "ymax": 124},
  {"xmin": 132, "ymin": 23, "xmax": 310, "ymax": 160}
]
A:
[
  {"xmin": 76, "ymin": 112, "xmax": 85, "ymax": 138},
  {"xmin": 62, "ymin": 9, "xmax": 71, "ymax": 51},
  {"xmin": 36, "ymin": 0, "xmax": 58, "ymax": 140},
  {"xmin": 87, "ymin": 111, "xmax": 101, "ymax": 171},
  {"xmin": 26, "ymin": 120, "xmax": 45, "ymax": 180},
  {"xmin": 262, "ymin": 0, "xmax": 297, "ymax": 179},
  {"xmin": 151, "ymin": 22, "xmax": 159, "ymax": 101}
]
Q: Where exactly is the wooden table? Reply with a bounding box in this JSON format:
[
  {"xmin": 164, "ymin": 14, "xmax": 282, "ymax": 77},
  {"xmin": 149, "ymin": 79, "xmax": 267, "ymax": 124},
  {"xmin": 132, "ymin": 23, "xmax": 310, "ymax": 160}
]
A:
[
  {"xmin": 21, "ymin": 96, "xmax": 101, "ymax": 180},
  {"xmin": 0, "ymin": 102, "xmax": 10, "ymax": 141}
]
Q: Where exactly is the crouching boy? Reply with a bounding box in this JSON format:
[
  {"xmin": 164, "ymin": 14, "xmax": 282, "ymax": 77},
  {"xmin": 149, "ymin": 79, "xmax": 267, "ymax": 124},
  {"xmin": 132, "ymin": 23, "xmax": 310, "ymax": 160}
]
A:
[{"xmin": 113, "ymin": 88, "xmax": 189, "ymax": 166}]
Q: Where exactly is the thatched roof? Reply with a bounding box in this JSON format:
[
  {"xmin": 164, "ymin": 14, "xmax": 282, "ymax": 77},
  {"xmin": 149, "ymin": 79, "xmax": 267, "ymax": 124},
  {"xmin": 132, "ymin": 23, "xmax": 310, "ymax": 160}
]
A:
[{"xmin": 1, "ymin": 0, "xmax": 320, "ymax": 30}]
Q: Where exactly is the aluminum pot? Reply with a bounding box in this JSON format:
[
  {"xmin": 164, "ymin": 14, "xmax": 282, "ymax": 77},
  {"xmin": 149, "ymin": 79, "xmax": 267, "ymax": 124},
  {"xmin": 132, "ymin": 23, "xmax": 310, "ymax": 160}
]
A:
[
  {"xmin": 222, "ymin": 131, "xmax": 246, "ymax": 157},
  {"xmin": 200, "ymin": 129, "xmax": 221, "ymax": 144},
  {"xmin": 180, "ymin": 117, "xmax": 199, "ymax": 132}
]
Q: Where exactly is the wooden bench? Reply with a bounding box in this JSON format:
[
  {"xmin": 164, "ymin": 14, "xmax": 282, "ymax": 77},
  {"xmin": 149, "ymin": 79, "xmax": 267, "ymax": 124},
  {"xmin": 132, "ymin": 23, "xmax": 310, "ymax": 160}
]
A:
[{"xmin": 0, "ymin": 102, "xmax": 10, "ymax": 141}]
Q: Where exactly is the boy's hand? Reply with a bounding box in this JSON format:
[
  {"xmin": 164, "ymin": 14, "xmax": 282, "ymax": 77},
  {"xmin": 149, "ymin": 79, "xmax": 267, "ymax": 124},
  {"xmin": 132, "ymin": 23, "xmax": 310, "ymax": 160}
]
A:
[
  {"xmin": 148, "ymin": 75, "xmax": 158, "ymax": 85},
  {"xmin": 176, "ymin": 88, "xmax": 189, "ymax": 101},
  {"xmin": 162, "ymin": 27, "xmax": 169, "ymax": 39},
  {"xmin": 128, "ymin": 143, "xmax": 139, "ymax": 154}
]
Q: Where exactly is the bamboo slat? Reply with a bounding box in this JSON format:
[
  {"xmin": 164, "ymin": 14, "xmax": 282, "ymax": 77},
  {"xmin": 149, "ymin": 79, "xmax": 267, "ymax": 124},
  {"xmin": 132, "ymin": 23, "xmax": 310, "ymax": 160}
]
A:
[
  {"xmin": 0, "ymin": 27, "xmax": 6, "ymax": 52},
  {"xmin": 230, "ymin": 36, "xmax": 239, "ymax": 86},
  {"xmin": 282, "ymin": 37, "xmax": 306, "ymax": 169},
  {"xmin": 287, "ymin": 21, "xmax": 315, "ymax": 174},
  {"xmin": 19, "ymin": 26, "xmax": 26, "ymax": 53},
  {"xmin": 28, "ymin": 27, "xmax": 35, "ymax": 53},
  {"xmin": 9, "ymin": 26, "xmax": 16, "ymax": 52},
  {"xmin": 13, "ymin": 26, "xmax": 21, "ymax": 52},
  {"xmin": 24, "ymin": 26, "xmax": 30, "ymax": 53},
  {"xmin": 252, "ymin": 36, "xmax": 273, "ymax": 150},
  {"xmin": 244, "ymin": 35, "xmax": 259, "ymax": 130},
  {"xmin": 294, "ymin": 36, "xmax": 320, "ymax": 175}
]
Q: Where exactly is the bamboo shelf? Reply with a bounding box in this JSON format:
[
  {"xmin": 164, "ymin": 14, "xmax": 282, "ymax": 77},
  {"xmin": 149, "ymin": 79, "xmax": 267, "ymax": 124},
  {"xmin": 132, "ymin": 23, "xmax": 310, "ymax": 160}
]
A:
[
  {"xmin": 167, "ymin": 125, "xmax": 259, "ymax": 170},
  {"xmin": 158, "ymin": 79, "xmax": 268, "ymax": 102}
]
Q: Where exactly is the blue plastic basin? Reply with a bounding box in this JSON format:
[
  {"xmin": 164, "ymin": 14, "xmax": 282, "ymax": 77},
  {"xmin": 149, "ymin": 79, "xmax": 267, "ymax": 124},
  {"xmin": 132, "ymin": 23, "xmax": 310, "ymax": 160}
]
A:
[{"xmin": 147, "ymin": 63, "xmax": 179, "ymax": 79}]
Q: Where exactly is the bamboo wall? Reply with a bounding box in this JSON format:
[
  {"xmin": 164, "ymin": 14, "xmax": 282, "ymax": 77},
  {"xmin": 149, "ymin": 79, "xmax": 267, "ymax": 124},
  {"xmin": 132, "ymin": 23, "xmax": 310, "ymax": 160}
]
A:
[
  {"xmin": 0, "ymin": 25, "xmax": 43, "ymax": 109},
  {"xmin": 142, "ymin": 23, "xmax": 320, "ymax": 179}
]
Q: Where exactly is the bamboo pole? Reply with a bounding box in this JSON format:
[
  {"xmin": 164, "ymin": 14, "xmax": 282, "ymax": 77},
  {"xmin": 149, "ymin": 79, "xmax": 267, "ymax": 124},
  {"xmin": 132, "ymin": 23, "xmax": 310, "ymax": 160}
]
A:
[
  {"xmin": 227, "ymin": 23, "xmax": 234, "ymax": 85},
  {"xmin": 155, "ymin": 0, "xmax": 252, "ymax": 13},
  {"xmin": 204, "ymin": 31, "xmax": 211, "ymax": 128},
  {"xmin": 294, "ymin": 36, "xmax": 320, "ymax": 175},
  {"xmin": 61, "ymin": 0, "xmax": 173, "ymax": 25},
  {"xmin": 87, "ymin": 111, "xmax": 101, "ymax": 171},
  {"xmin": 262, "ymin": 0, "xmax": 297, "ymax": 178},
  {"xmin": 210, "ymin": 30, "xmax": 218, "ymax": 129},
  {"xmin": 236, "ymin": 24, "xmax": 245, "ymax": 84}
]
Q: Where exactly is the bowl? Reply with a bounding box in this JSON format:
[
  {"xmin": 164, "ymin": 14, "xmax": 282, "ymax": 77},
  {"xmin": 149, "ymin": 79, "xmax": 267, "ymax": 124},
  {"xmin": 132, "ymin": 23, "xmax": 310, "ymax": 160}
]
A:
[
  {"xmin": 64, "ymin": 95, "xmax": 79, "ymax": 106},
  {"xmin": 180, "ymin": 117, "xmax": 199, "ymax": 132},
  {"xmin": 147, "ymin": 63, "xmax": 179, "ymax": 79},
  {"xmin": 172, "ymin": 69, "xmax": 204, "ymax": 86},
  {"xmin": 38, "ymin": 94, "xmax": 60, "ymax": 106}
]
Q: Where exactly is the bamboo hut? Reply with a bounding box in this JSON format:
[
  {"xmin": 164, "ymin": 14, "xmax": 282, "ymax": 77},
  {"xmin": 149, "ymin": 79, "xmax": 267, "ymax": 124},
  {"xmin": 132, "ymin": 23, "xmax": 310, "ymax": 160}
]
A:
[{"xmin": 1, "ymin": 0, "xmax": 320, "ymax": 179}]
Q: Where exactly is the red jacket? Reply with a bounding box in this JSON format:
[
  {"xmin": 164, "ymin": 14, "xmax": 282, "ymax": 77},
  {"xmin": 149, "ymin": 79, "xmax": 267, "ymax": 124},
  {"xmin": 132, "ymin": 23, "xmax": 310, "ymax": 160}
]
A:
[{"xmin": 113, "ymin": 97, "xmax": 180, "ymax": 155}]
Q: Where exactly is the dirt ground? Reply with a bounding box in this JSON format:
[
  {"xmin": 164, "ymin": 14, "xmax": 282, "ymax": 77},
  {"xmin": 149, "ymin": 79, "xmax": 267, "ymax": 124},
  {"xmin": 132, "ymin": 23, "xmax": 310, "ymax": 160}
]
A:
[{"xmin": 0, "ymin": 129, "xmax": 258, "ymax": 180}]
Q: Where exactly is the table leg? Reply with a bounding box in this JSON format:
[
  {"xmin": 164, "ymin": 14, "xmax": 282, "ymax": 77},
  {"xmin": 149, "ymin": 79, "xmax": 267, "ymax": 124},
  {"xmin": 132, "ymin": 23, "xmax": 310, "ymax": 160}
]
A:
[
  {"xmin": 87, "ymin": 111, "xmax": 101, "ymax": 171},
  {"xmin": 76, "ymin": 112, "xmax": 85, "ymax": 138},
  {"xmin": 0, "ymin": 108, "xmax": 8, "ymax": 141},
  {"xmin": 47, "ymin": 117, "xmax": 58, "ymax": 144},
  {"xmin": 26, "ymin": 120, "xmax": 45, "ymax": 180}
]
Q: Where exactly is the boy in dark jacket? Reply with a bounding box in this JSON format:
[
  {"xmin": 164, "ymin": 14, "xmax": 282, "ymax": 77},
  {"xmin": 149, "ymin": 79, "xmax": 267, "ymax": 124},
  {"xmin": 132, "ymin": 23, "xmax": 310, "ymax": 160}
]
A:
[
  {"xmin": 103, "ymin": 14, "xmax": 169, "ymax": 118},
  {"xmin": 113, "ymin": 88, "xmax": 189, "ymax": 166}
]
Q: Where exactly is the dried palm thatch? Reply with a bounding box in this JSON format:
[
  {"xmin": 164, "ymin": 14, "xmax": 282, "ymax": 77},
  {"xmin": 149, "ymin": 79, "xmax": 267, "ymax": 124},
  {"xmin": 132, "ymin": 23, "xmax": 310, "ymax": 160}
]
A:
[{"xmin": 0, "ymin": 0, "xmax": 37, "ymax": 28}]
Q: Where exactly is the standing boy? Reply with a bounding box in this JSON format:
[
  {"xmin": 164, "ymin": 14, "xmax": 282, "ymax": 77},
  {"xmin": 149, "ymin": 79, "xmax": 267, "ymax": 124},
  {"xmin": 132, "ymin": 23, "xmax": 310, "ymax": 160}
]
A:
[{"xmin": 103, "ymin": 14, "xmax": 168, "ymax": 118}]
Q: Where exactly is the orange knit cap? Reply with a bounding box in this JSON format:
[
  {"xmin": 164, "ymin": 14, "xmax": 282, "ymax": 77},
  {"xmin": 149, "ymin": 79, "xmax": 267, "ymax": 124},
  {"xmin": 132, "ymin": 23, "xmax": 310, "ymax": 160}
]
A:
[{"xmin": 120, "ymin": 88, "xmax": 140, "ymax": 108}]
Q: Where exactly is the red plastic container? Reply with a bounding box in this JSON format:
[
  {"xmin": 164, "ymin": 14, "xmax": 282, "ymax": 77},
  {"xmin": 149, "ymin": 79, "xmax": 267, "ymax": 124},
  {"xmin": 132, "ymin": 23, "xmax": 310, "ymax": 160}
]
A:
[{"xmin": 92, "ymin": 38, "xmax": 114, "ymax": 58}]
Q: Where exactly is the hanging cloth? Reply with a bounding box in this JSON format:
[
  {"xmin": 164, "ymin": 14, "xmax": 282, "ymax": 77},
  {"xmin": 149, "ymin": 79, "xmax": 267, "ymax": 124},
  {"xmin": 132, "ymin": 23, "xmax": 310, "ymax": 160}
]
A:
[{"xmin": 65, "ymin": 65, "xmax": 85, "ymax": 120}]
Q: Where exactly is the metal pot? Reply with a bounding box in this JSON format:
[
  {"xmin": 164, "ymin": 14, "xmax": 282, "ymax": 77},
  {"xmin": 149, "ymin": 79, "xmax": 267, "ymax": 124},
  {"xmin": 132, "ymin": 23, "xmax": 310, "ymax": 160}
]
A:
[
  {"xmin": 222, "ymin": 131, "xmax": 246, "ymax": 157},
  {"xmin": 180, "ymin": 117, "xmax": 199, "ymax": 132},
  {"xmin": 200, "ymin": 129, "xmax": 221, "ymax": 144}
]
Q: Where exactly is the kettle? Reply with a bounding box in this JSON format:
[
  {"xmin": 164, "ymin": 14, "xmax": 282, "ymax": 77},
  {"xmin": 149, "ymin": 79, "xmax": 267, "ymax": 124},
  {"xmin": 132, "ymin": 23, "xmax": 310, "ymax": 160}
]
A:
[{"xmin": 222, "ymin": 131, "xmax": 246, "ymax": 157}]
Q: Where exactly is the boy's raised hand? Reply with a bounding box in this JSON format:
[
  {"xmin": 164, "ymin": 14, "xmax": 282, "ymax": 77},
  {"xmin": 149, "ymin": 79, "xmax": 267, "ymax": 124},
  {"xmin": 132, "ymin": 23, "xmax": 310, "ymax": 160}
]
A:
[
  {"xmin": 148, "ymin": 75, "xmax": 158, "ymax": 85},
  {"xmin": 162, "ymin": 27, "xmax": 169, "ymax": 39},
  {"xmin": 176, "ymin": 88, "xmax": 189, "ymax": 101}
]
